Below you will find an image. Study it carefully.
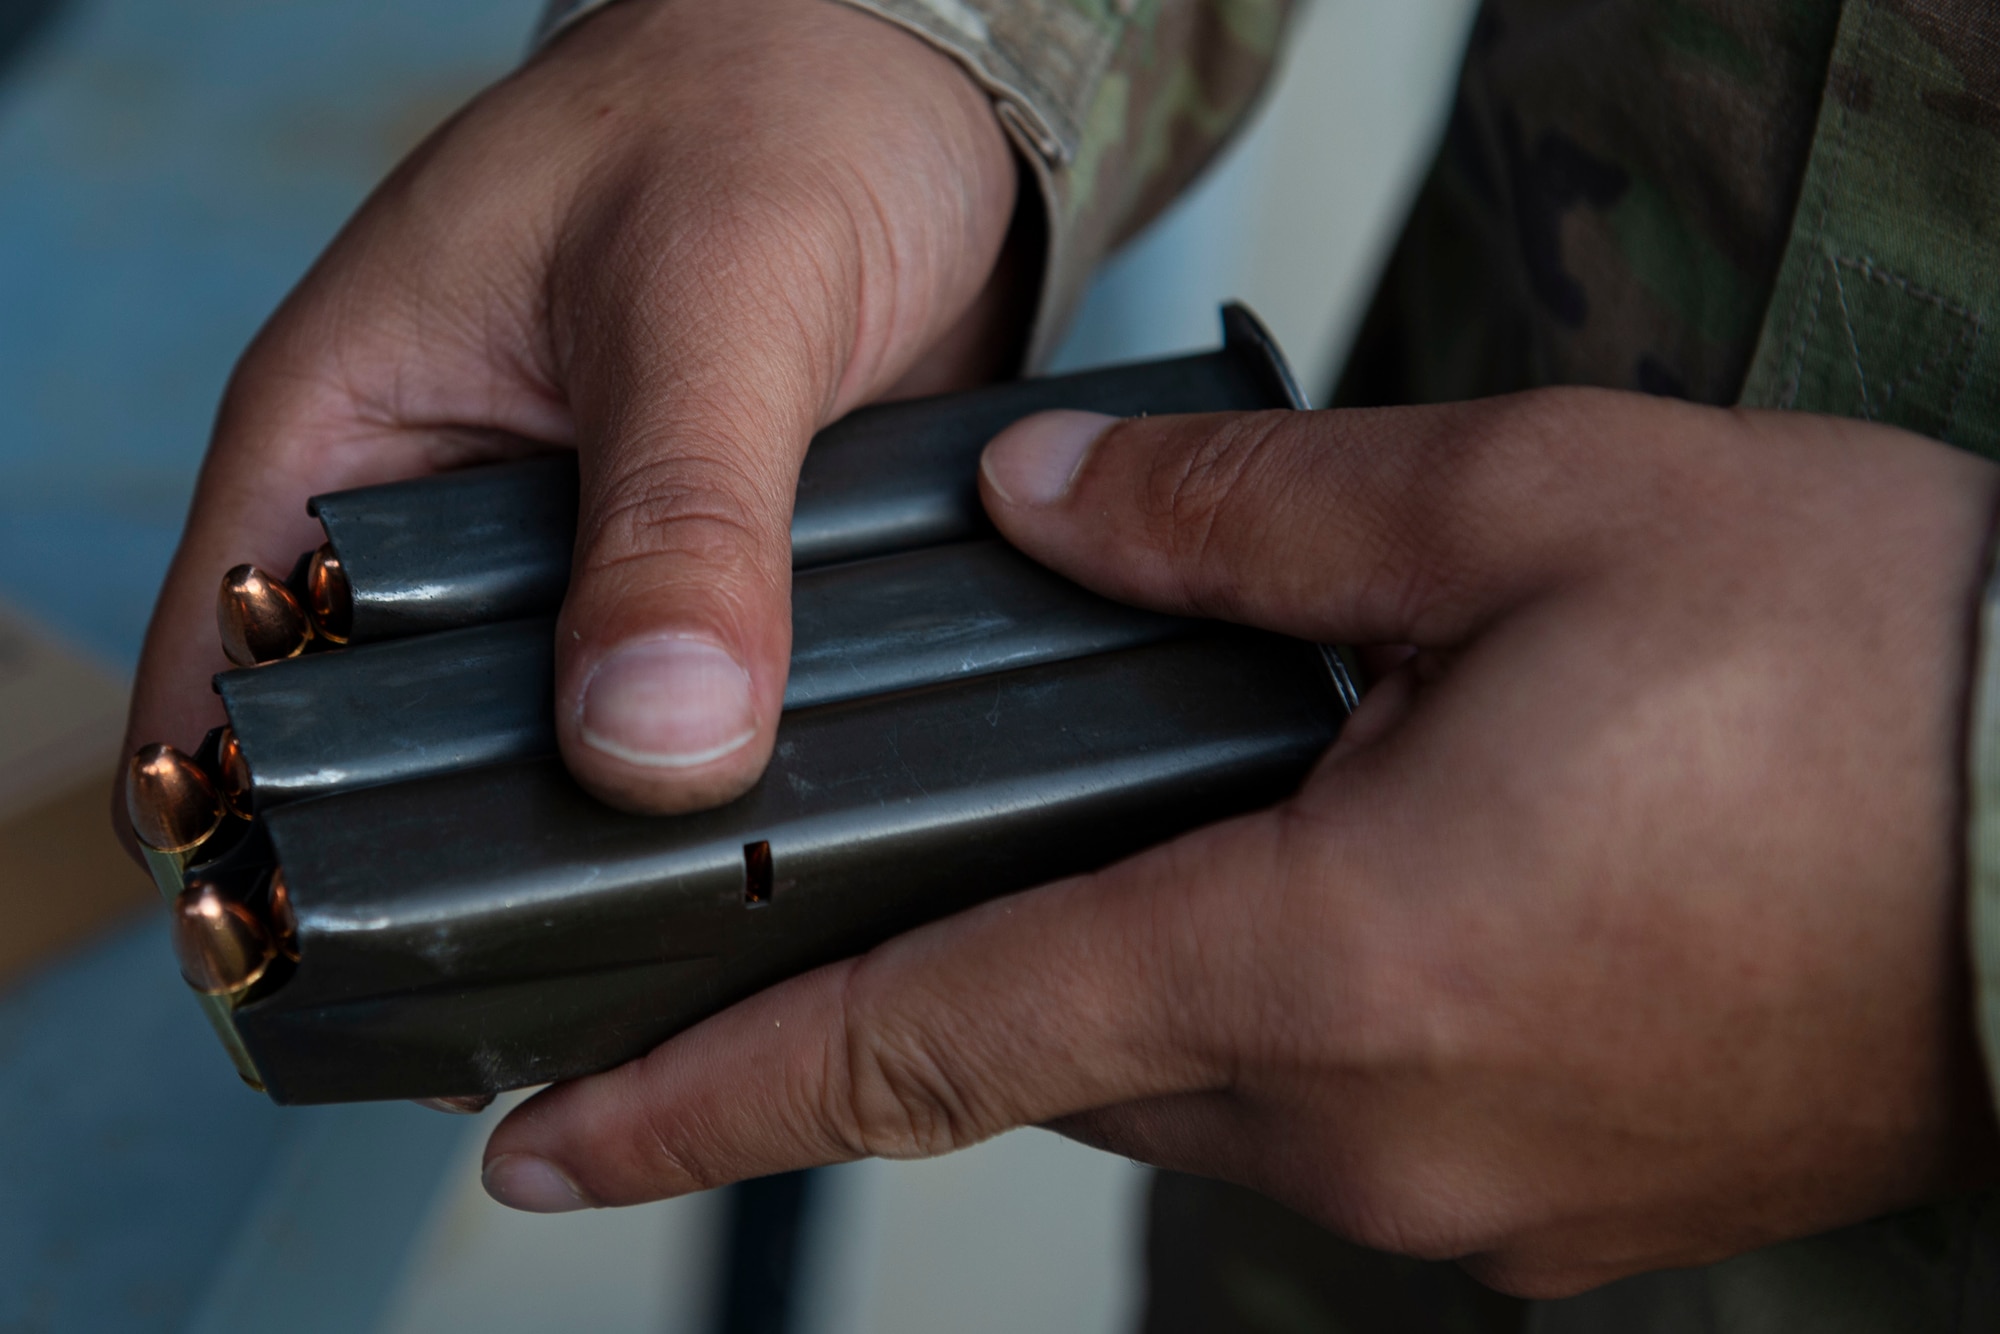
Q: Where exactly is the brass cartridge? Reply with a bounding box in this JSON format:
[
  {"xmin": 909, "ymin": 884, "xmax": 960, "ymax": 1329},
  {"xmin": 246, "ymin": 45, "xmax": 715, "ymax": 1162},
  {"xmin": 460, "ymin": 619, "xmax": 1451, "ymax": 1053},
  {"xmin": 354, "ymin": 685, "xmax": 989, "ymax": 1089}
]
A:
[
  {"xmin": 172, "ymin": 879, "xmax": 275, "ymax": 996},
  {"xmin": 125, "ymin": 743, "xmax": 223, "ymax": 854},
  {"xmin": 167, "ymin": 306, "xmax": 1341, "ymax": 1105},
  {"xmin": 267, "ymin": 867, "xmax": 299, "ymax": 962},
  {"xmin": 215, "ymin": 727, "xmax": 253, "ymax": 821},
  {"xmin": 218, "ymin": 565, "xmax": 314, "ymax": 667},
  {"xmin": 305, "ymin": 543, "xmax": 351, "ymax": 644}
]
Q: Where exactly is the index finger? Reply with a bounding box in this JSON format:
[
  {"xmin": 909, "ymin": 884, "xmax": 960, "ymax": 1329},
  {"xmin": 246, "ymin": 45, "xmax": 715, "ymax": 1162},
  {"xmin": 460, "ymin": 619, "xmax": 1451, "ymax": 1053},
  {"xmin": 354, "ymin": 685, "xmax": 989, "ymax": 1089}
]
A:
[
  {"xmin": 477, "ymin": 808, "xmax": 1296, "ymax": 1210},
  {"xmin": 975, "ymin": 392, "xmax": 1723, "ymax": 646}
]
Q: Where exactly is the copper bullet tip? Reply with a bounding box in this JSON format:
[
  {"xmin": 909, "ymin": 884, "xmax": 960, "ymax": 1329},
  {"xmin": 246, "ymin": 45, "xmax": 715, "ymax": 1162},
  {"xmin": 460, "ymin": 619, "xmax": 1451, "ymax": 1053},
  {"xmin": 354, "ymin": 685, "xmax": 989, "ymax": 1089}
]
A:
[
  {"xmin": 267, "ymin": 867, "xmax": 300, "ymax": 962},
  {"xmin": 126, "ymin": 743, "xmax": 224, "ymax": 854},
  {"xmin": 216, "ymin": 727, "xmax": 254, "ymax": 821},
  {"xmin": 305, "ymin": 543, "xmax": 352, "ymax": 644},
  {"xmin": 173, "ymin": 880, "xmax": 275, "ymax": 995},
  {"xmin": 217, "ymin": 564, "xmax": 313, "ymax": 667}
]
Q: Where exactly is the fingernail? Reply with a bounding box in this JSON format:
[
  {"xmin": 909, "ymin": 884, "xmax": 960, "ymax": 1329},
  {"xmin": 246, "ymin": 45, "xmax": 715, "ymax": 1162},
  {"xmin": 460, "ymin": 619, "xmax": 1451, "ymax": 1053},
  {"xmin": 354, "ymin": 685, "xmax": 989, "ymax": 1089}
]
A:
[
  {"xmin": 413, "ymin": 1093, "xmax": 495, "ymax": 1115},
  {"xmin": 483, "ymin": 1153, "xmax": 591, "ymax": 1213},
  {"xmin": 580, "ymin": 636, "xmax": 757, "ymax": 768},
  {"xmin": 981, "ymin": 410, "xmax": 1116, "ymax": 506}
]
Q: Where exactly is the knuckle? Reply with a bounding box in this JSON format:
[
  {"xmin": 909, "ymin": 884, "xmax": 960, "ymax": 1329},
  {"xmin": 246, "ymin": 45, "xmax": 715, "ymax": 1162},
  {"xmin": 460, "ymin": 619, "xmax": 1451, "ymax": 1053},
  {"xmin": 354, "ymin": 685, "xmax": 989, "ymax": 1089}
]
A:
[
  {"xmin": 1432, "ymin": 390, "xmax": 1592, "ymax": 510},
  {"xmin": 1324, "ymin": 1169, "xmax": 1479, "ymax": 1264},
  {"xmin": 526, "ymin": 1064, "xmax": 733, "ymax": 1203},
  {"xmin": 580, "ymin": 447, "xmax": 784, "ymax": 578},
  {"xmin": 1357, "ymin": 390, "xmax": 1610, "ymax": 630},
  {"xmin": 554, "ymin": 165, "xmax": 852, "ymax": 381},
  {"xmin": 1453, "ymin": 385, "xmax": 1663, "ymax": 510},
  {"xmin": 626, "ymin": 1095, "xmax": 731, "ymax": 1196},
  {"xmin": 1462, "ymin": 386, "xmax": 1604, "ymax": 463},
  {"xmin": 825, "ymin": 960, "xmax": 986, "ymax": 1161},
  {"xmin": 1147, "ymin": 411, "xmax": 1281, "ymax": 540},
  {"xmin": 1142, "ymin": 412, "xmax": 1304, "ymax": 604}
]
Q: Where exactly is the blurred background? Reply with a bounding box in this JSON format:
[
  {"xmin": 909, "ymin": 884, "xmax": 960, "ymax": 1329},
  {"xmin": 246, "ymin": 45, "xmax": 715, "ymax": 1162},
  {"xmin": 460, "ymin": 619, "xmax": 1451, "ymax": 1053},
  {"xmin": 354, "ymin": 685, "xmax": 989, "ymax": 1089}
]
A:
[{"xmin": 0, "ymin": 0, "xmax": 1476, "ymax": 1329}]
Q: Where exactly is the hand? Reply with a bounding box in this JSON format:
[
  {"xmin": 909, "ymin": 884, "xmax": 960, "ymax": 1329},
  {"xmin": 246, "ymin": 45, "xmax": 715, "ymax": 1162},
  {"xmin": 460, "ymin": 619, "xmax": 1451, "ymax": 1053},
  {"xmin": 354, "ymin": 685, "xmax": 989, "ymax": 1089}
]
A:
[
  {"xmin": 481, "ymin": 389, "xmax": 2000, "ymax": 1296},
  {"xmin": 120, "ymin": 0, "xmax": 1023, "ymax": 825}
]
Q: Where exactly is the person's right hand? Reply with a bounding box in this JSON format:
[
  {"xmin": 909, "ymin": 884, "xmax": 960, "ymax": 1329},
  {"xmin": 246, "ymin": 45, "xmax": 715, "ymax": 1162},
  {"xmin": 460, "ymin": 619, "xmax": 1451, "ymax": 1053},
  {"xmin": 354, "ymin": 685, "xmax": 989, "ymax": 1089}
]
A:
[{"xmin": 120, "ymin": 0, "xmax": 1024, "ymax": 830}]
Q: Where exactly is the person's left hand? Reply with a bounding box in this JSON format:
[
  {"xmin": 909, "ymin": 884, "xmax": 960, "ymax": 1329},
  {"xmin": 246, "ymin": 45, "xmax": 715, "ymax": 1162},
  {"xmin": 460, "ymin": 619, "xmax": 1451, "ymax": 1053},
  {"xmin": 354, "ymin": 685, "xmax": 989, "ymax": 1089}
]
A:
[{"xmin": 480, "ymin": 389, "xmax": 2000, "ymax": 1297}]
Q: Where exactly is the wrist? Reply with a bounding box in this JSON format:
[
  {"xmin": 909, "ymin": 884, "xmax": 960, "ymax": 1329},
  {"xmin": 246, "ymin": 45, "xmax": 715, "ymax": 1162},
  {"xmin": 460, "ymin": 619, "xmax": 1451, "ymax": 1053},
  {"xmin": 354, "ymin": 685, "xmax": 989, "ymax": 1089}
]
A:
[{"xmin": 528, "ymin": 0, "xmax": 1020, "ymax": 410}]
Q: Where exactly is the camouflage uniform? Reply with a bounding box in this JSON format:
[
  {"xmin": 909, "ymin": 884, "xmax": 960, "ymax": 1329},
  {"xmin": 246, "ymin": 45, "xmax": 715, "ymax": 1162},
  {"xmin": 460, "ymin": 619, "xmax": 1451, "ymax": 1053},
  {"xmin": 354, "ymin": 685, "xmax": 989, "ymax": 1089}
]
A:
[{"xmin": 534, "ymin": 0, "xmax": 2000, "ymax": 1327}]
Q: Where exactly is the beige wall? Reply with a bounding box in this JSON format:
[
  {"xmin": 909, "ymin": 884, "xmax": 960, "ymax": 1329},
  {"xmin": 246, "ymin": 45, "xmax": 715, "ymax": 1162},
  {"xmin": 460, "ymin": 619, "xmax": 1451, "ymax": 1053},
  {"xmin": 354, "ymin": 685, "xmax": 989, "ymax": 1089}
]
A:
[
  {"xmin": 0, "ymin": 603, "xmax": 151, "ymax": 986},
  {"xmin": 1051, "ymin": 0, "xmax": 1481, "ymax": 396}
]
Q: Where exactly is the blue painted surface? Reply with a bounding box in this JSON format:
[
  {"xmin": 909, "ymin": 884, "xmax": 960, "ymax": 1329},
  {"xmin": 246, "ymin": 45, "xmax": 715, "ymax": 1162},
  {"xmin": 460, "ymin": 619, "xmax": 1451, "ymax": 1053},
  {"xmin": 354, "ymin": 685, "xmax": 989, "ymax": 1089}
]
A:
[
  {"xmin": 183, "ymin": 1101, "xmax": 473, "ymax": 1334},
  {"xmin": 0, "ymin": 923, "xmax": 473, "ymax": 1334},
  {"xmin": 0, "ymin": 0, "xmax": 538, "ymax": 668},
  {"xmin": 0, "ymin": 921, "xmax": 287, "ymax": 1331}
]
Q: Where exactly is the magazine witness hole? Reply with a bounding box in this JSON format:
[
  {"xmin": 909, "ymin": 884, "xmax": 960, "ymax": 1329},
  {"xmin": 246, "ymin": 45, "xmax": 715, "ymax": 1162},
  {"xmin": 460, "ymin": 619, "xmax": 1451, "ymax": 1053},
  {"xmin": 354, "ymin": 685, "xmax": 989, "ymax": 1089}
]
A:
[{"xmin": 743, "ymin": 840, "xmax": 773, "ymax": 906}]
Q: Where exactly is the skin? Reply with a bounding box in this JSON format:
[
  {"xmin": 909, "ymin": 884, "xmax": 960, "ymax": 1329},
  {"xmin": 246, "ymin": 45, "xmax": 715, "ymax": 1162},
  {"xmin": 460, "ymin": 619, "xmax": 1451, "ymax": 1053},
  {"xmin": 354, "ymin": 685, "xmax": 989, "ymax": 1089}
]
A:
[
  {"xmin": 121, "ymin": 0, "xmax": 2000, "ymax": 1297},
  {"xmin": 117, "ymin": 0, "xmax": 1023, "ymax": 820},
  {"xmin": 483, "ymin": 395, "xmax": 2000, "ymax": 1296}
]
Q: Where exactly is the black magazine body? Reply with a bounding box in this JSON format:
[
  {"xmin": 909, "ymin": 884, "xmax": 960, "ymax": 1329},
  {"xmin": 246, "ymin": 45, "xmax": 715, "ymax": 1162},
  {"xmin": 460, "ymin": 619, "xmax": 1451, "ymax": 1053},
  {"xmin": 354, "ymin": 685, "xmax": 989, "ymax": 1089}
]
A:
[
  {"xmin": 235, "ymin": 633, "xmax": 1345, "ymax": 1103},
  {"xmin": 157, "ymin": 306, "xmax": 1355, "ymax": 1104}
]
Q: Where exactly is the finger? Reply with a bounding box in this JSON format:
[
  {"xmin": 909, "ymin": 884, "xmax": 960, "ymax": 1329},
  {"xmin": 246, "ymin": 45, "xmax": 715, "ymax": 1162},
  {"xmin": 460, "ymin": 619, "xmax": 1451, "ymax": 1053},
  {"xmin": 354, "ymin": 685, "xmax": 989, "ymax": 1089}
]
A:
[
  {"xmin": 976, "ymin": 392, "xmax": 1706, "ymax": 645},
  {"xmin": 543, "ymin": 59, "xmax": 1018, "ymax": 814},
  {"xmin": 119, "ymin": 145, "xmax": 571, "ymax": 828},
  {"xmin": 480, "ymin": 809, "xmax": 1304, "ymax": 1210},
  {"xmin": 545, "ymin": 276, "xmax": 814, "ymax": 814}
]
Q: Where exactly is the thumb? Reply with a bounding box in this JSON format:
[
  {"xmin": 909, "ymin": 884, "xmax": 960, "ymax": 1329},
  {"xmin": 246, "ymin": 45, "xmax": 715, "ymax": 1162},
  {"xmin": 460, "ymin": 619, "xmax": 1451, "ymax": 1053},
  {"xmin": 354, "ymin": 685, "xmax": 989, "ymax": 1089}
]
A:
[
  {"xmin": 551, "ymin": 290, "xmax": 822, "ymax": 813},
  {"xmin": 977, "ymin": 393, "xmax": 1655, "ymax": 645},
  {"xmin": 479, "ymin": 810, "xmax": 1282, "ymax": 1210},
  {"xmin": 543, "ymin": 17, "xmax": 1022, "ymax": 815}
]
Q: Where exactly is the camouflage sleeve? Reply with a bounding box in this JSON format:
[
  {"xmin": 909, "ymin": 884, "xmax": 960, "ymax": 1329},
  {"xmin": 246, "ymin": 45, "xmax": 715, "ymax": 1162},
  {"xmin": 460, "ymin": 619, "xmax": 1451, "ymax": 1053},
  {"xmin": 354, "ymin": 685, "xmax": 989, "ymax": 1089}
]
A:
[
  {"xmin": 532, "ymin": 0, "xmax": 1295, "ymax": 368},
  {"xmin": 825, "ymin": 1, "xmax": 1293, "ymax": 365},
  {"xmin": 1969, "ymin": 551, "xmax": 2000, "ymax": 1115}
]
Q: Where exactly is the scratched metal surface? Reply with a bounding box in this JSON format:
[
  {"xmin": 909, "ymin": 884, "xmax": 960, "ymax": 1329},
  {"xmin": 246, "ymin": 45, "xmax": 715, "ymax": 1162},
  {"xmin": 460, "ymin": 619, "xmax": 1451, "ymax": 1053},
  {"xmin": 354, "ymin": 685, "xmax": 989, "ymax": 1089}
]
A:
[{"xmin": 0, "ymin": 2, "xmax": 534, "ymax": 1330}]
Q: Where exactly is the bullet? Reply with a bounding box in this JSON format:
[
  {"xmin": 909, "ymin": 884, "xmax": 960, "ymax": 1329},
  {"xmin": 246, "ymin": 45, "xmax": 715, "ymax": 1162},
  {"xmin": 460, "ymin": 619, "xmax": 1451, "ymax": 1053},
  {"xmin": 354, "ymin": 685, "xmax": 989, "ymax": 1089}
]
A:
[
  {"xmin": 267, "ymin": 867, "xmax": 300, "ymax": 962},
  {"xmin": 218, "ymin": 564, "xmax": 314, "ymax": 667},
  {"xmin": 216, "ymin": 726, "xmax": 254, "ymax": 821},
  {"xmin": 173, "ymin": 879, "xmax": 275, "ymax": 995},
  {"xmin": 126, "ymin": 743, "xmax": 224, "ymax": 854},
  {"xmin": 413, "ymin": 1094, "xmax": 496, "ymax": 1115},
  {"xmin": 305, "ymin": 543, "xmax": 352, "ymax": 644}
]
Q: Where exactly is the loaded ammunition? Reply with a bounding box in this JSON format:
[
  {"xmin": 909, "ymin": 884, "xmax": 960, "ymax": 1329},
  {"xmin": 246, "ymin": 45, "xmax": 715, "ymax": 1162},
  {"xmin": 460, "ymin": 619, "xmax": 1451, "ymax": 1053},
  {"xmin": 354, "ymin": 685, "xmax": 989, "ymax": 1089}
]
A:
[
  {"xmin": 234, "ymin": 632, "xmax": 1346, "ymax": 1103},
  {"xmin": 267, "ymin": 868, "xmax": 299, "ymax": 962},
  {"xmin": 306, "ymin": 305, "xmax": 1303, "ymax": 643},
  {"xmin": 215, "ymin": 726, "xmax": 253, "ymax": 820},
  {"xmin": 125, "ymin": 743, "xmax": 224, "ymax": 854},
  {"xmin": 126, "ymin": 732, "xmax": 277, "ymax": 1091},
  {"xmin": 154, "ymin": 305, "xmax": 1356, "ymax": 1105},
  {"xmin": 215, "ymin": 540, "xmax": 1187, "ymax": 809},
  {"xmin": 217, "ymin": 565, "xmax": 315, "ymax": 667},
  {"xmin": 304, "ymin": 543, "xmax": 352, "ymax": 644},
  {"xmin": 172, "ymin": 879, "xmax": 275, "ymax": 996}
]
